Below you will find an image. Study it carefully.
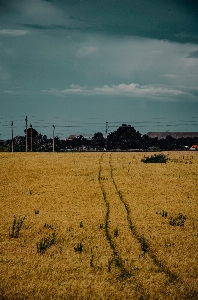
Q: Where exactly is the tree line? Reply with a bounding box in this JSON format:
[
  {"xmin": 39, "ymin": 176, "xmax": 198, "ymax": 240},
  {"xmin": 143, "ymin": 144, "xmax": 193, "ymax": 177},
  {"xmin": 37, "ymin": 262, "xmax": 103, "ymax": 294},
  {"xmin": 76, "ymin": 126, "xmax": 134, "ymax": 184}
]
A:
[{"xmin": 2, "ymin": 124, "xmax": 198, "ymax": 152}]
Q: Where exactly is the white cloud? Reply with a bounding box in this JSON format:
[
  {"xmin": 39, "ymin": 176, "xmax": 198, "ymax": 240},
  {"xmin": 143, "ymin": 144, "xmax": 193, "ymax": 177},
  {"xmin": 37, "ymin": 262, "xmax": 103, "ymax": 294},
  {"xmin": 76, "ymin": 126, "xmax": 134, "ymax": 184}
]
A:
[
  {"xmin": 76, "ymin": 46, "xmax": 97, "ymax": 57},
  {"xmin": 0, "ymin": 30, "xmax": 29, "ymax": 36},
  {"xmin": 70, "ymin": 84, "xmax": 84, "ymax": 89},
  {"xmin": 93, "ymin": 83, "xmax": 184, "ymax": 96},
  {"xmin": 3, "ymin": 90, "xmax": 37, "ymax": 95},
  {"xmin": 43, "ymin": 83, "xmax": 186, "ymax": 99}
]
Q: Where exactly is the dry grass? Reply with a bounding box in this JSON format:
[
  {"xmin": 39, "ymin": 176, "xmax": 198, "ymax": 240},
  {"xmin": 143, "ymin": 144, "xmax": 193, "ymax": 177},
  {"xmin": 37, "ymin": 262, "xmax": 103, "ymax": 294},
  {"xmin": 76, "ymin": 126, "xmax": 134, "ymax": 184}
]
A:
[{"xmin": 0, "ymin": 152, "xmax": 198, "ymax": 299}]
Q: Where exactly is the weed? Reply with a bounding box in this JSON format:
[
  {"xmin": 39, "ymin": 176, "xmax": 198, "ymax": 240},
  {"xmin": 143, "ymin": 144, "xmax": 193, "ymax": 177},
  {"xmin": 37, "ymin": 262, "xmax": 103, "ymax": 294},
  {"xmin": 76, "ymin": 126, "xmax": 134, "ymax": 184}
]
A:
[
  {"xmin": 44, "ymin": 223, "xmax": 55, "ymax": 230},
  {"xmin": 157, "ymin": 210, "xmax": 168, "ymax": 217},
  {"xmin": 9, "ymin": 215, "xmax": 26, "ymax": 238},
  {"xmin": 114, "ymin": 228, "xmax": 119, "ymax": 237},
  {"xmin": 162, "ymin": 211, "xmax": 168, "ymax": 217},
  {"xmin": 108, "ymin": 258, "xmax": 113, "ymax": 272},
  {"xmin": 141, "ymin": 154, "xmax": 168, "ymax": 164},
  {"xmin": 170, "ymin": 213, "xmax": 187, "ymax": 226},
  {"xmin": 74, "ymin": 242, "xmax": 83, "ymax": 253},
  {"xmin": 90, "ymin": 250, "xmax": 94, "ymax": 267},
  {"xmin": 37, "ymin": 231, "xmax": 56, "ymax": 254}
]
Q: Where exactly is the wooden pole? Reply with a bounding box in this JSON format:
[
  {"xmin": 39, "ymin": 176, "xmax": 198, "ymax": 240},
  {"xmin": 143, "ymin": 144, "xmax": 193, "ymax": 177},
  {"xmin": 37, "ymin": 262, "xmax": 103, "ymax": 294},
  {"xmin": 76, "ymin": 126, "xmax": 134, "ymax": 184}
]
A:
[
  {"xmin": 53, "ymin": 125, "xmax": 55, "ymax": 152},
  {"xmin": 25, "ymin": 116, "xmax": 28, "ymax": 152},
  {"xmin": 11, "ymin": 121, "xmax": 14, "ymax": 152},
  {"xmin": 30, "ymin": 123, "xmax": 32, "ymax": 151},
  {"xmin": 106, "ymin": 121, "xmax": 108, "ymax": 135}
]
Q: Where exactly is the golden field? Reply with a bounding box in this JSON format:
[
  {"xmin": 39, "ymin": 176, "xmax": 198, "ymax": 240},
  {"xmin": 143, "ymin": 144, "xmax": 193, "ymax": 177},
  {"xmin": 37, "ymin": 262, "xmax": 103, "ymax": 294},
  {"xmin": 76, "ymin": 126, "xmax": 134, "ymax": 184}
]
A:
[{"xmin": 0, "ymin": 152, "xmax": 198, "ymax": 300}]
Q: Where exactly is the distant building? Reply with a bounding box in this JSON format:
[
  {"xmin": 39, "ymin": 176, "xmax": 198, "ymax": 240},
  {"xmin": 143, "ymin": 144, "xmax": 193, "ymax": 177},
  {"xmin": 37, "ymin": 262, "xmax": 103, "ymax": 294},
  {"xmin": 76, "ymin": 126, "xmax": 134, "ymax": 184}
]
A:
[
  {"xmin": 83, "ymin": 134, "xmax": 94, "ymax": 141},
  {"xmin": 65, "ymin": 134, "xmax": 79, "ymax": 141},
  {"xmin": 147, "ymin": 132, "xmax": 198, "ymax": 139}
]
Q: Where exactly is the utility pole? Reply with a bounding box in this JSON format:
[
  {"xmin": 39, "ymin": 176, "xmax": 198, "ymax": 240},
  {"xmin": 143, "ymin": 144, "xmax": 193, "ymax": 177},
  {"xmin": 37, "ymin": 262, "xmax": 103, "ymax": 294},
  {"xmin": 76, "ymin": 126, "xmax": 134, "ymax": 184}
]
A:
[
  {"xmin": 53, "ymin": 125, "xmax": 55, "ymax": 152},
  {"xmin": 30, "ymin": 123, "xmax": 32, "ymax": 151},
  {"xmin": 106, "ymin": 121, "xmax": 108, "ymax": 135},
  {"xmin": 25, "ymin": 116, "xmax": 28, "ymax": 152},
  {"xmin": 11, "ymin": 121, "xmax": 14, "ymax": 152}
]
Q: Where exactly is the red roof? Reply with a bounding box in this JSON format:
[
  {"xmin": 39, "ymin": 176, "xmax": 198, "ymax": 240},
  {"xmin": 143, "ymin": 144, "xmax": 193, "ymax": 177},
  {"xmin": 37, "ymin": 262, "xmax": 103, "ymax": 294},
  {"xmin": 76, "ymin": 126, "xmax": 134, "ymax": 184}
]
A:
[{"xmin": 192, "ymin": 144, "xmax": 198, "ymax": 149}]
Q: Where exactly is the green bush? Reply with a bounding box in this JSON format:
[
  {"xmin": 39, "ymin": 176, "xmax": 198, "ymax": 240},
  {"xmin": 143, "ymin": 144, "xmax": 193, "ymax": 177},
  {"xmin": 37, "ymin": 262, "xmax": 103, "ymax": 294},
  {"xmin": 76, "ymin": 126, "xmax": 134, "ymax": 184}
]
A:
[{"xmin": 141, "ymin": 154, "xmax": 168, "ymax": 164}]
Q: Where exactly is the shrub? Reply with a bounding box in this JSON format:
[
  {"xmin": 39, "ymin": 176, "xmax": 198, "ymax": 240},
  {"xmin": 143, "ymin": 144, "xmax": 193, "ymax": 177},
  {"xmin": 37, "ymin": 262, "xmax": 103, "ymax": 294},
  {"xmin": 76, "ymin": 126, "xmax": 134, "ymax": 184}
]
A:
[
  {"xmin": 9, "ymin": 215, "xmax": 26, "ymax": 238},
  {"xmin": 37, "ymin": 231, "xmax": 56, "ymax": 254},
  {"xmin": 141, "ymin": 154, "xmax": 168, "ymax": 164},
  {"xmin": 74, "ymin": 242, "xmax": 83, "ymax": 253},
  {"xmin": 170, "ymin": 213, "xmax": 187, "ymax": 226}
]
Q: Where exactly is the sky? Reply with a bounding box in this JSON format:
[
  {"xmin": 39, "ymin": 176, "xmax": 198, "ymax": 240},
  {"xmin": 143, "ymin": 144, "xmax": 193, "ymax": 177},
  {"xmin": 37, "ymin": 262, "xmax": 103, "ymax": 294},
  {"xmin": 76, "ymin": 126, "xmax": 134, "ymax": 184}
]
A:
[{"xmin": 1, "ymin": 0, "xmax": 198, "ymax": 140}]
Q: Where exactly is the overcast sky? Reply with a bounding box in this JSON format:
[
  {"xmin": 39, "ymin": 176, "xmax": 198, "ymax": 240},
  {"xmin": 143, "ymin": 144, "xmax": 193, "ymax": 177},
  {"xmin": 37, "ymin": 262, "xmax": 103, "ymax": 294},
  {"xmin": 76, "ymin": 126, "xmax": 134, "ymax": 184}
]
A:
[{"xmin": 1, "ymin": 0, "xmax": 198, "ymax": 139}]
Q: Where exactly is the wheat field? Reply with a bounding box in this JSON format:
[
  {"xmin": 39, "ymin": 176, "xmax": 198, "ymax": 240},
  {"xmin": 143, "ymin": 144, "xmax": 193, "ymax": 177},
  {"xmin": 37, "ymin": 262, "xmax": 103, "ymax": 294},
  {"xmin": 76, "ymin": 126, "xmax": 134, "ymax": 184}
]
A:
[{"xmin": 0, "ymin": 152, "xmax": 198, "ymax": 299}]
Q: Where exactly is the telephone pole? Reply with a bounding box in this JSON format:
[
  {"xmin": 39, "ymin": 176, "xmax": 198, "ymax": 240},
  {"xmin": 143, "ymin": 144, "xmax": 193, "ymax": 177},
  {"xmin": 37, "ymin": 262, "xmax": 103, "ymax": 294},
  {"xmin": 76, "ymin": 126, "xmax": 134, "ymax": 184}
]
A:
[
  {"xmin": 11, "ymin": 121, "xmax": 14, "ymax": 152},
  {"xmin": 25, "ymin": 116, "xmax": 28, "ymax": 152},
  {"xmin": 30, "ymin": 123, "xmax": 32, "ymax": 151},
  {"xmin": 106, "ymin": 121, "xmax": 108, "ymax": 135},
  {"xmin": 53, "ymin": 125, "xmax": 55, "ymax": 152}
]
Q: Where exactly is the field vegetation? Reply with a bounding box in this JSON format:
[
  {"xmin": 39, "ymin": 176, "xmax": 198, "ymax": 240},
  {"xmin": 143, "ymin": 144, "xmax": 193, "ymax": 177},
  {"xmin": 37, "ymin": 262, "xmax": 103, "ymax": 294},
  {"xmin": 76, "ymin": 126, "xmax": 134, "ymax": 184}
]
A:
[{"xmin": 0, "ymin": 152, "xmax": 198, "ymax": 299}]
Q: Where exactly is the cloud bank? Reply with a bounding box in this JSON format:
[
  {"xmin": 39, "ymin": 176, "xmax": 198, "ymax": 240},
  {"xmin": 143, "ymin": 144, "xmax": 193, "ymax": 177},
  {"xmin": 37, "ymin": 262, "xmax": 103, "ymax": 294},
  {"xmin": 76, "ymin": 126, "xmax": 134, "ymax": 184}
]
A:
[
  {"xmin": 43, "ymin": 83, "xmax": 186, "ymax": 99},
  {"xmin": 186, "ymin": 50, "xmax": 198, "ymax": 58}
]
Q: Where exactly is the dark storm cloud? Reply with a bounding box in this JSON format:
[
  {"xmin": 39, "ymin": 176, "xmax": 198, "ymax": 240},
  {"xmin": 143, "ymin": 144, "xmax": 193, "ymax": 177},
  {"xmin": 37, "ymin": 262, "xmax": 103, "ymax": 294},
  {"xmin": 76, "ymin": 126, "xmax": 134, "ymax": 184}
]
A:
[
  {"xmin": 1, "ymin": 0, "xmax": 198, "ymax": 139},
  {"xmin": 17, "ymin": 0, "xmax": 198, "ymax": 44},
  {"xmin": 186, "ymin": 50, "xmax": 198, "ymax": 58},
  {"xmin": 18, "ymin": 23, "xmax": 85, "ymax": 31}
]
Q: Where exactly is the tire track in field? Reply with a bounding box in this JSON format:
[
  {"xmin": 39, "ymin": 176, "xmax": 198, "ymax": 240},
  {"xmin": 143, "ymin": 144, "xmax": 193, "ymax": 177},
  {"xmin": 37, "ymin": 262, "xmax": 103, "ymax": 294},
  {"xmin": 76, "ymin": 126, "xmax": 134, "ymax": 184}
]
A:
[
  {"xmin": 109, "ymin": 153, "xmax": 177, "ymax": 283},
  {"xmin": 98, "ymin": 154, "xmax": 147, "ymax": 299},
  {"xmin": 98, "ymin": 154, "xmax": 130, "ymax": 279}
]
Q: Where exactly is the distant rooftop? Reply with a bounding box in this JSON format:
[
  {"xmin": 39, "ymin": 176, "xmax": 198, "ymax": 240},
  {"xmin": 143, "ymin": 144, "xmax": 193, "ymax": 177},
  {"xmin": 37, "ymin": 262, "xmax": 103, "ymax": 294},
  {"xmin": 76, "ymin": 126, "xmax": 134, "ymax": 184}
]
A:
[{"xmin": 147, "ymin": 132, "xmax": 198, "ymax": 139}]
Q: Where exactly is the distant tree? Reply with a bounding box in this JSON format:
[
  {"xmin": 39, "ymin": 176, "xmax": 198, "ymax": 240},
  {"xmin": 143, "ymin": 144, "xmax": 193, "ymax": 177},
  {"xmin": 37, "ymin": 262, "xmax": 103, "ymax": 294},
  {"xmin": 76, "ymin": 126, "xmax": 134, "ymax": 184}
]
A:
[
  {"xmin": 64, "ymin": 135, "xmax": 89, "ymax": 150},
  {"xmin": 7, "ymin": 136, "xmax": 26, "ymax": 152},
  {"xmin": 24, "ymin": 127, "xmax": 39, "ymax": 139},
  {"xmin": 157, "ymin": 135, "xmax": 176, "ymax": 150},
  {"xmin": 107, "ymin": 124, "xmax": 142, "ymax": 150},
  {"xmin": 92, "ymin": 132, "xmax": 105, "ymax": 148}
]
